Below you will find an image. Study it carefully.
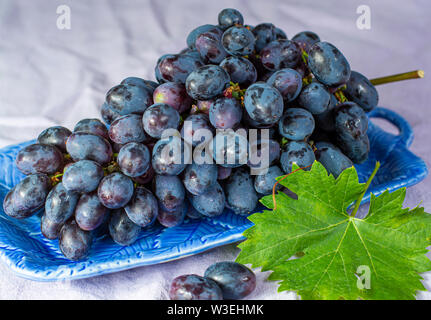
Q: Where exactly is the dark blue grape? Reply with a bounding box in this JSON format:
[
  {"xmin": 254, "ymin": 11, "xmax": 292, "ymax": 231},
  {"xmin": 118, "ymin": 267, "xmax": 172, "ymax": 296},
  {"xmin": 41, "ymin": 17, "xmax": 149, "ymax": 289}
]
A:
[
  {"xmin": 74, "ymin": 118, "xmax": 109, "ymax": 140},
  {"xmin": 109, "ymin": 208, "xmax": 141, "ymax": 246},
  {"xmin": 16, "ymin": 143, "xmax": 63, "ymax": 175},
  {"xmin": 121, "ymin": 77, "xmax": 158, "ymax": 93},
  {"xmin": 101, "ymin": 102, "xmax": 122, "ymax": 125},
  {"xmin": 45, "ymin": 182, "xmax": 79, "ymax": 225},
  {"xmin": 274, "ymin": 27, "xmax": 287, "ymax": 40},
  {"xmin": 133, "ymin": 166, "xmax": 155, "ymax": 185},
  {"xmin": 157, "ymin": 202, "xmax": 186, "ymax": 228},
  {"xmin": 261, "ymin": 40, "xmax": 301, "ymax": 71},
  {"xmin": 109, "ymin": 114, "xmax": 146, "ymax": 145},
  {"xmin": 196, "ymin": 30, "xmax": 228, "ymax": 64},
  {"xmin": 37, "ymin": 126, "xmax": 71, "ymax": 152},
  {"xmin": 154, "ymin": 174, "xmax": 185, "ymax": 211},
  {"xmin": 280, "ymin": 141, "xmax": 316, "ymax": 174},
  {"xmin": 3, "ymin": 173, "xmax": 51, "ymax": 219},
  {"xmin": 308, "ymin": 42, "xmax": 351, "ymax": 87},
  {"xmin": 292, "ymin": 31, "xmax": 320, "ymax": 52},
  {"xmin": 337, "ymin": 133, "xmax": 370, "ymax": 164},
  {"xmin": 315, "ymin": 142, "xmax": 353, "ymax": 178},
  {"xmin": 186, "ymin": 24, "xmax": 220, "ymax": 49},
  {"xmin": 220, "ymin": 56, "xmax": 257, "ymax": 87},
  {"xmin": 186, "ymin": 199, "xmax": 204, "ymax": 219},
  {"xmin": 98, "ymin": 172, "xmax": 134, "ymax": 209},
  {"xmin": 156, "ymin": 54, "xmax": 204, "ymax": 84},
  {"xmin": 221, "ymin": 26, "xmax": 255, "ymax": 56},
  {"xmin": 66, "ymin": 132, "xmax": 113, "ymax": 165},
  {"xmin": 59, "ymin": 220, "xmax": 93, "ymax": 261},
  {"xmin": 218, "ymin": 8, "xmax": 244, "ymax": 30},
  {"xmin": 142, "ymin": 103, "xmax": 180, "ymax": 139},
  {"xmin": 254, "ymin": 165, "xmax": 283, "ymax": 195},
  {"xmin": 169, "ymin": 274, "xmax": 223, "ymax": 300},
  {"xmin": 118, "ymin": 142, "xmax": 151, "ymax": 177},
  {"xmin": 75, "ymin": 192, "xmax": 109, "ymax": 231},
  {"xmin": 180, "ymin": 47, "xmax": 203, "ymax": 62},
  {"xmin": 41, "ymin": 214, "xmax": 63, "ymax": 240},
  {"xmin": 185, "ymin": 65, "xmax": 230, "ymax": 100},
  {"xmin": 204, "ymin": 261, "xmax": 256, "ymax": 299},
  {"xmin": 344, "ymin": 71, "xmax": 379, "ymax": 112},
  {"xmin": 334, "ymin": 102, "xmax": 368, "ymax": 141},
  {"xmin": 181, "ymin": 114, "xmax": 214, "ymax": 147},
  {"xmin": 252, "ymin": 23, "xmax": 276, "ymax": 53},
  {"xmin": 188, "ymin": 181, "xmax": 225, "ymax": 217},
  {"xmin": 298, "ymin": 82, "xmax": 331, "ymax": 115},
  {"xmin": 278, "ymin": 108, "xmax": 315, "ymax": 141},
  {"xmin": 153, "ymin": 82, "xmax": 192, "ymax": 113},
  {"xmin": 209, "ymin": 97, "xmax": 242, "ymax": 129},
  {"xmin": 267, "ymin": 68, "xmax": 302, "ymax": 102},
  {"xmin": 314, "ymin": 94, "xmax": 338, "ymax": 132},
  {"xmin": 152, "ymin": 136, "xmax": 190, "ymax": 175},
  {"xmin": 62, "ymin": 160, "xmax": 104, "ymax": 193},
  {"xmin": 124, "ymin": 187, "xmax": 158, "ymax": 227},
  {"xmin": 217, "ymin": 166, "xmax": 232, "ymax": 180},
  {"xmin": 247, "ymin": 138, "xmax": 280, "ymax": 171},
  {"xmin": 225, "ymin": 168, "xmax": 258, "ymax": 215},
  {"xmin": 211, "ymin": 130, "xmax": 248, "ymax": 168},
  {"xmin": 244, "ymin": 82, "xmax": 283, "ymax": 125},
  {"xmin": 182, "ymin": 163, "xmax": 218, "ymax": 195},
  {"xmin": 106, "ymin": 83, "xmax": 153, "ymax": 116}
]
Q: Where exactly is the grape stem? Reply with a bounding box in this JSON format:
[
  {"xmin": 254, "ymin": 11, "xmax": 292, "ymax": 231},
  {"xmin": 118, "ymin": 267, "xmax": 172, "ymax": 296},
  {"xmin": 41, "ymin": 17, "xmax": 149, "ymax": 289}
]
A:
[
  {"xmin": 351, "ymin": 161, "xmax": 380, "ymax": 218},
  {"xmin": 370, "ymin": 70, "xmax": 424, "ymax": 86}
]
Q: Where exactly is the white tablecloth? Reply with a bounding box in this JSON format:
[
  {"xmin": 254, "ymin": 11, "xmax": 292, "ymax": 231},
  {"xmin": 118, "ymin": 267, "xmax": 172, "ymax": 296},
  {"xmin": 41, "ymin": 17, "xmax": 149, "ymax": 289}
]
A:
[{"xmin": 0, "ymin": 0, "xmax": 430, "ymax": 299}]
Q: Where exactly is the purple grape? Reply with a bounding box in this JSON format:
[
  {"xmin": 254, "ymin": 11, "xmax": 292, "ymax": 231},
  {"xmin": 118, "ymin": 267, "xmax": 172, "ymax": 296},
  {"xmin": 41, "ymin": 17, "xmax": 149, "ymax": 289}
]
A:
[
  {"xmin": 157, "ymin": 202, "xmax": 186, "ymax": 228},
  {"xmin": 182, "ymin": 163, "xmax": 218, "ymax": 195},
  {"xmin": 181, "ymin": 113, "xmax": 214, "ymax": 147},
  {"xmin": 3, "ymin": 173, "xmax": 51, "ymax": 219},
  {"xmin": 188, "ymin": 181, "xmax": 225, "ymax": 217},
  {"xmin": 16, "ymin": 143, "xmax": 63, "ymax": 175},
  {"xmin": 280, "ymin": 141, "xmax": 316, "ymax": 174},
  {"xmin": 109, "ymin": 208, "xmax": 141, "ymax": 246},
  {"xmin": 169, "ymin": 274, "xmax": 223, "ymax": 300},
  {"xmin": 247, "ymin": 138, "xmax": 281, "ymax": 171},
  {"xmin": 98, "ymin": 172, "xmax": 134, "ymax": 209},
  {"xmin": 204, "ymin": 261, "xmax": 256, "ymax": 299},
  {"xmin": 195, "ymin": 100, "xmax": 214, "ymax": 115},
  {"xmin": 315, "ymin": 141, "xmax": 353, "ymax": 178},
  {"xmin": 209, "ymin": 97, "xmax": 242, "ymax": 129},
  {"xmin": 292, "ymin": 31, "xmax": 320, "ymax": 52},
  {"xmin": 106, "ymin": 83, "xmax": 153, "ymax": 116},
  {"xmin": 75, "ymin": 192, "xmax": 109, "ymax": 231},
  {"xmin": 154, "ymin": 174, "xmax": 185, "ymax": 211},
  {"xmin": 101, "ymin": 102, "xmax": 121, "ymax": 125},
  {"xmin": 118, "ymin": 142, "xmax": 151, "ymax": 177},
  {"xmin": 221, "ymin": 26, "xmax": 255, "ymax": 56},
  {"xmin": 195, "ymin": 29, "xmax": 228, "ymax": 64},
  {"xmin": 298, "ymin": 82, "xmax": 331, "ymax": 115},
  {"xmin": 344, "ymin": 70, "xmax": 379, "ymax": 112},
  {"xmin": 133, "ymin": 166, "xmax": 155, "ymax": 185},
  {"xmin": 142, "ymin": 103, "xmax": 180, "ymax": 139},
  {"xmin": 66, "ymin": 132, "xmax": 113, "ymax": 165},
  {"xmin": 124, "ymin": 187, "xmax": 158, "ymax": 227},
  {"xmin": 315, "ymin": 94, "xmax": 338, "ymax": 132},
  {"xmin": 261, "ymin": 40, "xmax": 301, "ymax": 71},
  {"xmin": 267, "ymin": 68, "xmax": 303, "ymax": 102},
  {"xmin": 186, "ymin": 24, "xmax": 221, "ymax": 49},
  {"xmin": 74, "ymin": 118, "xmax": 109, "ymax": 140},
  {"xmin": 334, "ymin": 102, "xmax": 368, "ymax": 141},
  {"xmin": 212, "ymin": 130, "xmax": 248, "ymax": 168},
  {"xmin": 153, "ymin": 82, "xmax": 192, "ymax": 114},
  {"xmin": 121, "ymin": 77, "xmax": 158, "ymax": 93},
  {"xmin": 254, "ymin": 165, "xmax": 283, "ymax": 195},
  {"xmin": 41, "ymin": 215, "xmax": 63, "ymax": 240},
  {"xmin": 274, "ymin": 27, "xmax": 287, "ymax": 40},
  {"xmin": 59, "ymin": 220, "xmax": 93, "ymax": 261},
  {"xmin": 220, "ymin": 56, "xmax": 257, "ymax": 87},
  {"xmin": 109, "ymin": 114, "xmax": 147, "ymax": 145},
  {"xmin": 45, "ymin": 182, "xmax": 79, "ymax": 226},
  {"xmin": 37, "ymin": 126, "xmax": 71, "ymax": 152},
  {"xmin": 156, "ymin": 54, "xmax": 204, "ymax": 84},
  {"xmin": 62, "ymin": 160, "xmax": 104, "ymax": 193}
]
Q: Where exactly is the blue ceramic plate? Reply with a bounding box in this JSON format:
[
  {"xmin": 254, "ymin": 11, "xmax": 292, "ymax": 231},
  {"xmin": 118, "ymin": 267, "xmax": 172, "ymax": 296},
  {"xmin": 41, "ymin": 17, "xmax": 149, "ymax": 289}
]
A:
[{"xmin": 0, "ymin": 107, "xmax": 427, "ymax": 281}]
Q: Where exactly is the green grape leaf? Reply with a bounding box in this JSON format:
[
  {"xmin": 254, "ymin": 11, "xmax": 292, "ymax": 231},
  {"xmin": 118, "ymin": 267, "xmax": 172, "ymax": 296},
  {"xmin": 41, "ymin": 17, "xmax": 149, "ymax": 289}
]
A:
[{"xmin": 236, "ymin": 161, "xmax": 431, "ymax": 300}]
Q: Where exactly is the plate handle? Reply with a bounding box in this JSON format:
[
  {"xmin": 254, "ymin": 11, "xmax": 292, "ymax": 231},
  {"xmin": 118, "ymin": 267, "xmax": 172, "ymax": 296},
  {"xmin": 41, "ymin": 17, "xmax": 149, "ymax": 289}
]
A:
[{"xmin": 368, "ymin": 107, "xmax": 414, "ymax": 147}]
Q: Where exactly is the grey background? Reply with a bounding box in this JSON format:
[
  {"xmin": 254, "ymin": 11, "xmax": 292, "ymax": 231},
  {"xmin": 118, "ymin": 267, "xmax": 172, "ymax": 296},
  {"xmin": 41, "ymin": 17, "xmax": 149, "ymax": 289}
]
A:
[{"xmin": 0, "ymin": 0, "xmax": 430, "ymax": 299}]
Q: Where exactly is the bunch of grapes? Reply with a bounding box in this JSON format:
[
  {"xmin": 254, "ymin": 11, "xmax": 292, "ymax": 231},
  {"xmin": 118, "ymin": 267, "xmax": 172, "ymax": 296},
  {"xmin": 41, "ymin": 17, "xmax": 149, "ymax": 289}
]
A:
[{"xmin": 3, "ymin": 8, "xmax": 378, "ymax": 261}]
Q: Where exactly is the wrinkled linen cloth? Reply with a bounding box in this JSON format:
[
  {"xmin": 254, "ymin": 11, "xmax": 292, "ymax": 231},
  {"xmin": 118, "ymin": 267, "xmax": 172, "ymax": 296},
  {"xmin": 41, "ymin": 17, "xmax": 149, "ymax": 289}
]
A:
[{"xmin": 0, "ymin": 0, "xmax": 430, "ymax": 300}]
